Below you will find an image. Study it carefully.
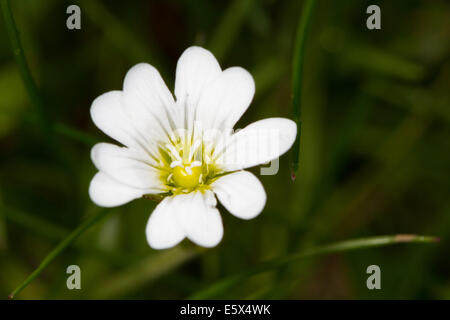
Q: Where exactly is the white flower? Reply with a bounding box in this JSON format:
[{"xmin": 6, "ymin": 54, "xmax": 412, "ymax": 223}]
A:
[{"xmin": 89, "ymin": 46, "xmax": 296, "ymax": 249}]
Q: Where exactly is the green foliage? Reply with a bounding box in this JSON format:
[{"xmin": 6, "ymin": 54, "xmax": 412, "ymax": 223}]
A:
[{"xmin": 0, "ymin": 0, "xmax": 449, "ymax": 299}]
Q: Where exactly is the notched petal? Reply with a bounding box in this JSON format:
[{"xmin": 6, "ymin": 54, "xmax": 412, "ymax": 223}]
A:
[{"xmin": 212, "ymin": 171, "xmax": 266, "ymax": 220}]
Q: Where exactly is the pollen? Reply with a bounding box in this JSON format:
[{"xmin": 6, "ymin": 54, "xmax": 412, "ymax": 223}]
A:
[{"xmin": 172, "ymin": 164, "xmax": 202, "ymax": 188}]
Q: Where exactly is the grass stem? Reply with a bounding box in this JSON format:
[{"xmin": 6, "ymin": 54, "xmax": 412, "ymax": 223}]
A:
[
  {"xmin": 8, "ymin": 209, "xmax": 109, "ymax": 299},
  {"xmin": 291, "ymin": 0, "xmax": 317, "ymax": 177},
  {"xmin": 0, "ymin": 0, "xmax": 52, "ymax": 136},
  {"xmin": 189, "ymin": 234, "xmax": 438, "ymax": 299}
]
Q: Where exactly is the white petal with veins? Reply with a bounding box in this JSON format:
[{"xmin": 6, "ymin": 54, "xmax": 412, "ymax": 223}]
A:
[
  {"xmin": 89, "ymin": 172, "xmax": 148, "ymax": 208},
  {"xmin": 91, "ymin": 91, "xmax": 147, "ymax": 151},
  {"xmin": 91, "ymin": 142, "xmax": 166, "ymax": 191},
  {"xmin": 196, "ymin": 67, "xmax": 255, "ymax": 132},
  {"xmin": 216, "ymin": 118, "xmax": 297, "ymax": 171},
  {"xmin": 212, "ymin": 171, "xmax": 266, "ymax": 220},
  {"xmin": 175, "ymin": 191, "xmax": 223, "ymax": 248},
  {"xmin": 122, "ymin": 63, "xmax": 176, "ymax": 146},
  {"xmin": 146, "ymin": 197, "xmax": 185, "ymax": 249},
  {"xmin": 174, "ymin": 46, "xmax": 222, "ymax": 131}
]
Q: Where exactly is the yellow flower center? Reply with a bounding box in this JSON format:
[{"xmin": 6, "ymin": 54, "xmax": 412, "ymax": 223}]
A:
[
  {"xmin": 157, "ymin": 129, "xmax": 221, "ymax": 194},
  {"xmin": 172, "ymin": 164, "xmax": 202, "ymax": 189}
]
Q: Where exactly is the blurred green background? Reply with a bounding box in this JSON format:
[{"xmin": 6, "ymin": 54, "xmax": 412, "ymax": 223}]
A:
[{"xmin": 0, "ymin": 0, "xmax": 449, "ymax": 299}]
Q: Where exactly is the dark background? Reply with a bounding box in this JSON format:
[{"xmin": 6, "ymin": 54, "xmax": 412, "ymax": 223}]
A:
[{"xmin": 0, "ymin": 0, "xmax": 449, "ymax": 299}]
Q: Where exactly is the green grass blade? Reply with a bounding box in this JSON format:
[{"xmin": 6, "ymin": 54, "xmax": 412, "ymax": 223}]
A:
[
  {"xmin": 290, "ymin": 0, "xmax": 317, "ymax": 176},
  {"xmin": 8, "ymin": 209, "xmax": 109, "ymax": 299},
  {"xmin": 1, "ymin": 0, "xmax": 96, "ymax": 165},
  {"xmin": 189, "ymin": 234, "xmax": 438, "ymax": 299},
  {"xmin": 2, "ymin": 205, "xmax": 133, "ymax": 266},
  {"xmin": 1, "ymin": 0, "xmax": 105, "ymax": 149},
  {"xmin": 0, "ymin": 0, "xmax": 51, "ymax": 134}
]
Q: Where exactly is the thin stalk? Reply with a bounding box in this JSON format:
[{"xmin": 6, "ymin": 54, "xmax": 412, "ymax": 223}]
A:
[
  {"xmin": 290, "ymin": 0, "xmax": 317, "ymax": 177},
  {"xmin": 8, "ymin": 209, "xmax": 109, "ymax": 299},
  {"xmin": 0, "ymin": 0, "xmax": 51, "ymax": 135},
  {"xmin": 0, "ymin": 0, "xmax": 82, "ymax": 190},
  {"xmin": 189, "ymin": 234, "xmax": 438, "ymax": 299},
  {"xmin": 2, "ymin": 205, "xmax": 135, "ymax": 267},
  {"xmin": 2, "ymin": 0, "xmax": 97, "ymax": 149}
]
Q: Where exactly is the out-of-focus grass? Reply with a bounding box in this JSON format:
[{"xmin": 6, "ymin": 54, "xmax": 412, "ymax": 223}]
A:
[
  {"xmin": 291, "ymin": 0, "xmax": 316, "ymax": 175},
  {"xmin": 0, "ymin": 0, "xmax": 449, "ymax": 299},
  {"xmin": 207, "ymin": 0, "xmax": 254, "ymax": 61},
  {"xmin": 92, "ymin": 246, "xmax": 200, "ymax": 299},
  {"xmin": 8, "ymin": 208, "xmax": 109, "ymax": 299},
  {"xmin": 189, "ymin": 235, "xmax": 438, "ymax": 299}
]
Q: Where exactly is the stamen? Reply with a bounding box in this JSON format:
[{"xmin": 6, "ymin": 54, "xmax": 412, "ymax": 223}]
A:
[
  {"xmin": 191, "ymin": 161, "xmax": 202, "ymax": 167},
  {"xmin": 170, "ymin": 160, "xmax": 183, "ymax": 168},
  {"xmin": 165, "ymin": 143, "xmax": 182, "ymax": 161},
  {"xmin": 188, "ymin": 139, "xmax": 202, "ymax": 161},
  {"xmin": 160, "ymin": 126, "xmax": 218, "ymax": 191}
]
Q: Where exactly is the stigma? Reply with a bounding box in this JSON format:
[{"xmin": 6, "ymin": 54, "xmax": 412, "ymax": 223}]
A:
[
  {"xmin": 171, "ymin": 162, "xmax": 202, "ymax": 188},
  {"xmin": 162, "ymin": 132, "xmax": 208, "ymax": 191}
]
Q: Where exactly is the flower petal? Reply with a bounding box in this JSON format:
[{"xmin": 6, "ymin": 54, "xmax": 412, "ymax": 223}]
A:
[
  {"xmin": 216, "ymin": 118, "xmax": 297, "ymax": 171},
  {"xmin": 174, "ymin": 46, "xmax": 222, "ymax": 130},
  {"xmin": 89, "ymin": 172, "xmax": 146, "ymax": 207},
  {"xmin": 175, "ymin": 46, "xmax": 222, "ymax": 106},
  {"xmin": 196, "ymin": 67, "xmax": 255, "ymax": 131},
  {"xmin": 90, "ymin": 91, "xmax": 147, "ymax": 150},
  {"xmin": 122, "ymin": 63, "xmax": 176, "ymax": 145},
  {"xmin": 175, "ymin": 191, "xmax": 223, "ymax": 248},
  {"xmin": 211, "ymin": 171, "xmax": 266, "ymax": 220},
  {"xmin": 146, "ymin": 197, "xmax": 185, "ymax": 250},
  {"xmin": 91, "ymin": 143, "xmax": 166, "ymax": 191}
]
